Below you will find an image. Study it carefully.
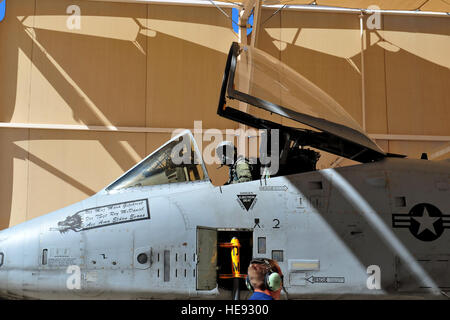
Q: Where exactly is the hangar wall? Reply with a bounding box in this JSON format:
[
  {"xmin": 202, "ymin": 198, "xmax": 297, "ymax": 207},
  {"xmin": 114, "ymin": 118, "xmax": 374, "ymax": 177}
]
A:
[{"xmin": 0, "ymin": 0, "xmax": 448, "ymax": 229}]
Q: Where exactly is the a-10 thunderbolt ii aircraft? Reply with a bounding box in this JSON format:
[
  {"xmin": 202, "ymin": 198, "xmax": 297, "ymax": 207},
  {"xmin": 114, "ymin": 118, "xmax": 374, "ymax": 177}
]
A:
[{"xmin": 0, "ymin": 42, "xmax": 449, "ymax": 300}]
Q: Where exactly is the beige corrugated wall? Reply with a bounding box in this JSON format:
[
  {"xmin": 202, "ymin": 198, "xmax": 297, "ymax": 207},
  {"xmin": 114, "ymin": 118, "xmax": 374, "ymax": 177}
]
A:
[{"xmin": 0, "ymin": 1, "xmax": 449, "ymax": 229}]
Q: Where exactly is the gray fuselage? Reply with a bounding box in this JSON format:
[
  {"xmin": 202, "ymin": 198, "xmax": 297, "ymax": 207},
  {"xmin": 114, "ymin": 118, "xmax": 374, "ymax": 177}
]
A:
[{"xmin": 0, "ymin": 158, "xmax": 449, "ymax": 299}]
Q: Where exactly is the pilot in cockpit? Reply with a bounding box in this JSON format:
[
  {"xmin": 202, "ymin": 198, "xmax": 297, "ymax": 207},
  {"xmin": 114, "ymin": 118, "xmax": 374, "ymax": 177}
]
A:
[{"xmin": 216, "ymin": 141, "xmax": 253, "ymax": 185}]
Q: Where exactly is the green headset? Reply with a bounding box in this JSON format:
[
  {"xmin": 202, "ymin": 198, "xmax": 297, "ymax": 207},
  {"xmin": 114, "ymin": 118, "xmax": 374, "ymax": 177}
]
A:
[{"xmin": 245, "ymin": 258, "xmax": 283, "ymax": 292}]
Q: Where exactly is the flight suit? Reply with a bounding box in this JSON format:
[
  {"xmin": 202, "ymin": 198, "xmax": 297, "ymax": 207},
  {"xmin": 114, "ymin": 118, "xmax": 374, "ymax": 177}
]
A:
[{"xmin": 230, "ymin": 156, "xmax": 253, "ymax": 184}]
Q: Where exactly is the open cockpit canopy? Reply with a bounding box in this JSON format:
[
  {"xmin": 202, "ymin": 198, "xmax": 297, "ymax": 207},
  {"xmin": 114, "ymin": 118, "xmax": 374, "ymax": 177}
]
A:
[
  {"xmin": 218, "ymin": 42, "xmax": 404, "ymax": 163},
  {"xmin": 106, "ymin": 131, "xmax": 209, "ymax": 192}
]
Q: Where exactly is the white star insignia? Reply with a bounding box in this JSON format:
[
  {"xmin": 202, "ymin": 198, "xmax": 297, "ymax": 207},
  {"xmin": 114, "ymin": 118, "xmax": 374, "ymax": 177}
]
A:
[{"xmin": 412, "ymin": 207, "xmax": 440, "ymax": 235}]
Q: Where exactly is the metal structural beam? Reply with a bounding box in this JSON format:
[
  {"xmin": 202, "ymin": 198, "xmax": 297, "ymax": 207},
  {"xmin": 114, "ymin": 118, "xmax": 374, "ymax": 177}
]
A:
[
  {"xmin": 369, "ymin": 134, "xmax": 450, "ymax": 142},
  {"xmin": 242, "ymin": 0, "xmax": 257, "ymax": 21},
  {"xmin": 250, "ymin": 0, "xmax": 262, "ymax": 47},
  {"xmin": 87, "ymin": 0, "xmax": 450, "ymax": 17},
  {"xmin": 359, "ymin": 13, "xmax": 366, "ymax": 131},
  {"xmin": 270, "ymin": 4, "xmax": 449, "ymax": 17},
  {"xmin": 1, "ymin": 123, "xmax": 449, "ymax": 143},
  {"xmin": 88, "ymin": 0, "xmax": 237, "ymax": 7}
]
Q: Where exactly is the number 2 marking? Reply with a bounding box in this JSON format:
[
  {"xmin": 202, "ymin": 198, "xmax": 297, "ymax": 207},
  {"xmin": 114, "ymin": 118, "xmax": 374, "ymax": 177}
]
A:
[{"xmin": 273, "ymin": 219, "xmax": 280, "ymax": 229}]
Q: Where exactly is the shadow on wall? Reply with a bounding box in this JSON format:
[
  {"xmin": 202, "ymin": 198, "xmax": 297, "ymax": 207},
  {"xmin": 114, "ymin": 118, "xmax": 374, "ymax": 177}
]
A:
[
  {"xmin": 0, "ymin": 1, "xmax": 449, "ymax": 229},
  {"xmin": 259, "ymin": 11, "xmax": 449, "ymax": 135},
  {"xmin": 0, "ymin": 0, "xmax": 238, "ymax": 228},
  {"xmin": 257, "ymin": 9, "xmax": 449, "ymax": 167}
]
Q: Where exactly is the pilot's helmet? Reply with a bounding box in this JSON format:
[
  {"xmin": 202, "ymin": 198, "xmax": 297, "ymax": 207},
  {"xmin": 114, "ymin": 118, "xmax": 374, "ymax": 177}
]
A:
[{"xmin": 216, "ymin": 141, "xmax": 236, "ymax": 165}]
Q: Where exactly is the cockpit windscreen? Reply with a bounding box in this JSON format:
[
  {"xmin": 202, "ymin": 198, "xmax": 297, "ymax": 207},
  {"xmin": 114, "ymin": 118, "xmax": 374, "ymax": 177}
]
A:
[
  {"xmin": 227, "ymin": 44, "xmax": 385, "ymax": 156},
  {"xmin": 234, "ymin": 45, "xmax": 364, "ymax": 133},
  {"xmin": 106, "ymin": 132, "xmax": 208, "ymax": 192}
]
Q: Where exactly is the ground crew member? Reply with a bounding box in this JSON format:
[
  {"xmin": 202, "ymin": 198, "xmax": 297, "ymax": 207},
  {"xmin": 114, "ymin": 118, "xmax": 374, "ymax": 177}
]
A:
[{"xmin": 246, "ymin": 258, "xmax": 283, "ymax": 300}]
